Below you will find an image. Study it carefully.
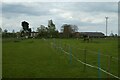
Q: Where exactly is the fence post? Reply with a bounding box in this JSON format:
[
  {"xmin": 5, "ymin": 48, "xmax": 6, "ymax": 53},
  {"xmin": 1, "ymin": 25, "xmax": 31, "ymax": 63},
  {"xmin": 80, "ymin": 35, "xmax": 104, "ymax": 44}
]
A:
[
  {"xmin": 98, "ymin": 50, "xmax": 101, "ymax": 78},
  {"xmin": 58, "ymin": 41, "xmax": 59, "ymax": 51},
  {"xmin": 83, "ymin": 48, "xmax": 87, "ymax": 72},
  {"xmin": 69, "ymin": 45, "xmax": 72, "ymax": 65},
  {"xmin": 56, "ymin": 41, "xmax": 58, "ymax": 51},
  {"xmin": 108, "ymin": 56, "xmax": 112, "ymax": 78},
  {"xmin": 53, "ymin": 38, "xmax": 55, "ymax": 48},
  {"xmin": 66, "ymin": 44, "xmax": 68, "ymax": 52},
  {"xmin": 60, "ymin": 41, "xmax": 62, "ymax": 53},
  {"xmin": 64, "ymin": 43, "xmax": 66, "ymax": 51},
  {"xmin": 51, "ymin": 40, "xmax": 54, "ymax": 48}
]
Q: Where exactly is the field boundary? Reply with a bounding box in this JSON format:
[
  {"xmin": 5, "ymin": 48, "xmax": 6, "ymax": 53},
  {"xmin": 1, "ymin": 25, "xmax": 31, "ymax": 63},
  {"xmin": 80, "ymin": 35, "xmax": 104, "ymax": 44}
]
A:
[
  {"xmin": 49, "ymin": 39, "xmax": 119, "ymax": 79},
  {"xmin": 60, "ymin": 46, "xmax": 120, "ymax": 79},
  {"xmin": 75, "ymin": 47, "xmax": 119, "ymax": 61},
  {"xmin": 64, "ymin": 42, "xmax": 119, "ymax": 61},
  {"xmin": 43, "ymin": 38, "xmax": 119, "ymax": 79}
]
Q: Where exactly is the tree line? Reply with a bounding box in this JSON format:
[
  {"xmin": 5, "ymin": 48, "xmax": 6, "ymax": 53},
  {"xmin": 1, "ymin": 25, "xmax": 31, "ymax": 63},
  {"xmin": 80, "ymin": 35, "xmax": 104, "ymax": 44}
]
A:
[{"xmin": 1, "ymin": 20, "xmax": 79, "ymax": 38}]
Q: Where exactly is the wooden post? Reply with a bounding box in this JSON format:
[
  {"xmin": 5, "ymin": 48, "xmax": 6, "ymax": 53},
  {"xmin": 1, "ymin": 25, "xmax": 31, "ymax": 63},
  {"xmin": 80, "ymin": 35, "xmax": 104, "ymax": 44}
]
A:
[
  {"xmin": 59, "ymin": 41, "xmax": 62, "ymax": 53},
  {"xmin": 98, "ymin": 50, "xmax": 101, "ymax": 78},
  {"xmin": 83, "ymin": 48, "xmax": 86, "ymax": 72},
  {"xmin": 69, "ymin": 45, "xmax": 72, "ymax": 65},
  {"xmin": 108, "ymin": 56, "xmax": 112, "ymax": 78}
]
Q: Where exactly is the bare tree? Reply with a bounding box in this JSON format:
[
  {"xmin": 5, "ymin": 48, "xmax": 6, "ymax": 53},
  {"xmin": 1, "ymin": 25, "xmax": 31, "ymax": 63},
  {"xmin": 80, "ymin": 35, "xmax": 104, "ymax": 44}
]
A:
[{"xmin": 71, "ymin": 25, "xmax": 78, "ymax": 32}]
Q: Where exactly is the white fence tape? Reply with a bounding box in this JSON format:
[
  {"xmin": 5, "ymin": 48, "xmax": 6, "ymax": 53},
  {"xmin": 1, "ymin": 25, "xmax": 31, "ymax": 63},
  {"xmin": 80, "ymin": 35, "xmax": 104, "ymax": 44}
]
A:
[
  {"xmin": 56, "ymin": 44, "xmax": 120, "ymax": 79},
  {"xmin": 49, "ymin": 40, "xmax": 119, "ymax": 79},
  {"xmin": 73, "ymin": 46, "xmax": 119, "ymax": 61}
]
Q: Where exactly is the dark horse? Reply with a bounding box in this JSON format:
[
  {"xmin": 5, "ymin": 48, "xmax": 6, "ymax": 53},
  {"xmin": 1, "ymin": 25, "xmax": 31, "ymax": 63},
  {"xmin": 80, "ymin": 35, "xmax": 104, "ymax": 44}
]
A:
[{"xmin": 83, "ymin": 35, "xmax": 92, "ymax": 43}]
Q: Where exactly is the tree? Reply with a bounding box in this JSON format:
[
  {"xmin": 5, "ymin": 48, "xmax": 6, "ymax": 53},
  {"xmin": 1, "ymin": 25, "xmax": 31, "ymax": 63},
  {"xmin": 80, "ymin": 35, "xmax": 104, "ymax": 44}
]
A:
[
  {"xmin": 37, "ymin": 25, "xmax": 48, "ymax": 38},
  {"xmin": 21, "ymin": 21, "xmax": 31, "ymax": 38},
  {"xmin": 48, "ymin": 20, "xmax": 56, "ymax": 38},
  {"xmin": 0, "ymin": 27, "xmax": 2, "ymax": 38},
  {"xmin": 110, "ymin": 32, "xmax": 114, "ymax": 37},
  {"xmin": 48, "ymin": 20, "xmax": 56, "ymax": 32},
  {"xmin": 71, "ymin": 25, "xmax": 78, "ymax": 32},
  {"xmin": 2, "ymin": 29, "xmax": 8, "ymax": 38},
  {"xmin": 12, "ymin": 29, "xmax": 16, "ymax": 38},
  {"xmin": 4, "ymin": 29, "xmax": 8, "ymax": 33},
  {"xmin": 37, "ymin": 25, "xmax": 47, "ymax": 33},
  {"xmin": 115, "ymin": 34, "xmax": 118, "ymax": 37},
  {"xmin": 53, "ymin": 30, "xmax": 59, "ymax": 38},
  {"xmin": 21, "ymin": 21, "xmax": 29, "ymax": 31},
  {"xmin": 28, "ymin": 28, "xmax": 31, "ymax": 37},
  {"xmin": 0, "ymin": 27, "xmax": 2, "ymax": 33}
]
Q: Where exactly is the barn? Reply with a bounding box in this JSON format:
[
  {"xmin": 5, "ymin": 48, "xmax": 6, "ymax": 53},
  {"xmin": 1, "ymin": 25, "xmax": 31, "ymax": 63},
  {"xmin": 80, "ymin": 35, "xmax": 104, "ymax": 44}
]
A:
[{"xmin": 80, "ymin": 32, "xmax": 105, "ymax": 38}]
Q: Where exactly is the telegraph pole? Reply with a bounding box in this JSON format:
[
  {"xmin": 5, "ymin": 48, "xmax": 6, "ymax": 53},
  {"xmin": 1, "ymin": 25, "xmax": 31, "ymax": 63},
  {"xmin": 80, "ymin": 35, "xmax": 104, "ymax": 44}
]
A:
[
  {"xmin": 32, "ymin": 27, "xmax": 34, "ymax": 32},
  {"xmin": 105, "ymin": 16, "xmax": 109, "ymax": 37}
]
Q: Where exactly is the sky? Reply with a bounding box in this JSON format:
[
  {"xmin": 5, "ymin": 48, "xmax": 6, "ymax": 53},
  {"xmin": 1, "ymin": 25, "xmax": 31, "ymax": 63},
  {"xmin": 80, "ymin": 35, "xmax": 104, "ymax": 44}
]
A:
[{"xmin": 1, "ymin": 1, "xmax": 118, "ymax": 35}]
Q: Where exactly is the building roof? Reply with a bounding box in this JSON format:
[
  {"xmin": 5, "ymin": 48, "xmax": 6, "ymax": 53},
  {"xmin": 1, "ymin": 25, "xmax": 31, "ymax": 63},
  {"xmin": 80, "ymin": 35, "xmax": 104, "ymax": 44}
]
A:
[{"xmin": 80, "ymin": 32, "xmax": 105, "ymax": 37}]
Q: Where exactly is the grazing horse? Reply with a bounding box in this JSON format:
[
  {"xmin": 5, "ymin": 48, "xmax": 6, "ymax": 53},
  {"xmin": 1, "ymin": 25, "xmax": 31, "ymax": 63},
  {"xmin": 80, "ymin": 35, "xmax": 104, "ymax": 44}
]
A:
[{"xmin": 83, "ymin": 35, "xmax": 91, "ymax": 42}]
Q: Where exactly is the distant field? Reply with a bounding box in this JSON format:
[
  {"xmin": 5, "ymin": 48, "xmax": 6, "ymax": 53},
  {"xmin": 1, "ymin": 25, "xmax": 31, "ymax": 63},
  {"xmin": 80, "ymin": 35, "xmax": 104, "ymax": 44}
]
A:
[{"xmin": 2, "ymin": 38, "xmax": 118, "ymax": 78}]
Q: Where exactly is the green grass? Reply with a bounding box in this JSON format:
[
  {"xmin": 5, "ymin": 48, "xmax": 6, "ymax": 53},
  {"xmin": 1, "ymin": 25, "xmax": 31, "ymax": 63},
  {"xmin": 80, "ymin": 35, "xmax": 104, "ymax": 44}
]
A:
[{"xmin": 2, "ymin": 38, "xmax": 118, "ymax": 78}]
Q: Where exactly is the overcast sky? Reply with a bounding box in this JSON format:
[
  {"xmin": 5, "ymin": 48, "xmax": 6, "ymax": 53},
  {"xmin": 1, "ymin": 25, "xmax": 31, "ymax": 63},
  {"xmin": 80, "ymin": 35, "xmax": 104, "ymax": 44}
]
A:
[{"xmin": 1, "ymin": 2, "xmax": 118, "ymax": 35}]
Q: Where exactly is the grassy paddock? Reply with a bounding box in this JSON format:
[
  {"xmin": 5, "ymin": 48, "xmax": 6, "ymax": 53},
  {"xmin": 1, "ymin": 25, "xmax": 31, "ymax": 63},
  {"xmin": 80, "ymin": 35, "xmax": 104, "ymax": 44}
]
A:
[{"xmin": 2, "ymin": 38, "xmax": 118, "ymax": 78}]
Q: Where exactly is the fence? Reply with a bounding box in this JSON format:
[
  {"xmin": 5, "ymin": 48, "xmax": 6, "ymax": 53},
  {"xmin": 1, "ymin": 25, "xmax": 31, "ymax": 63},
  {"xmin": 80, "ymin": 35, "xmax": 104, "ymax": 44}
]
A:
[{"xmin": 43, "ymin": 38, "xmax": 119, "ymax": 79}]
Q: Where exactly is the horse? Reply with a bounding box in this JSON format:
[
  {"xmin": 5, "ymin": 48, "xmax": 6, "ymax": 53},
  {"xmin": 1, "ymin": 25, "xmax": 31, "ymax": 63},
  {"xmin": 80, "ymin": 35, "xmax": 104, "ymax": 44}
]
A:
[{"xmin": 83, "ymin": 35, "xmax": 92, "ymax": 43}]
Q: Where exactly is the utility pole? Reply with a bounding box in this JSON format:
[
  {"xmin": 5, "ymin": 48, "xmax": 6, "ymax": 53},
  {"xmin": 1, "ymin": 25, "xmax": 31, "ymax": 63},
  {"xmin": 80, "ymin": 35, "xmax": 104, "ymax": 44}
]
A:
[
  {"xmin": 32, "ymin": 27, "xmax": 34, "ymax": 32},
  {"xmin": 105, "ymin": 16, "xmax": 109, "ymax": 37}
]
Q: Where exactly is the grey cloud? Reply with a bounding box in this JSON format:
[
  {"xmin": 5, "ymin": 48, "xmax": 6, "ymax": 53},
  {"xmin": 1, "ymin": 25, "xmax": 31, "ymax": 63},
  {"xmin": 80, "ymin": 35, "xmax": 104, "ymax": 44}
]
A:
[
  {"xmin": 1, "ymin": 2, "xmax": 118, "ymax": 34},
  {"xmin": 0, "ymin": 3, "xmax": 2, "ymax": 14},
  {"xmin": 2, "ymin": 3, "xmax": 51, "ymax": 18},
  {"xmin": 51, "ymin": 15, "xmax": 104, "ymax": 31},
  {"xmin": 2, "ymin": 2, "xmax": 117, "ymax": 19},
  {"xmin": 53, "ymin": 2, "xmax": 118, "ymax": 13},
  {"xmin": 82, "ymin": 2, "xmax": 118, "ymax": 13}
]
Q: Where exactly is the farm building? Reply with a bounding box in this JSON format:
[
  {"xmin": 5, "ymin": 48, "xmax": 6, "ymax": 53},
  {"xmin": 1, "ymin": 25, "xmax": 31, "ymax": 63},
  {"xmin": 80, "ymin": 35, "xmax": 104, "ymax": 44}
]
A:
[
  {"xmin": 30, "ymin": 32, "xmax": 39, "ymax": 38},
  {"xmin": 80, "ymin": 32, "xmax": 105, "ymax": 38},
  {"xmin": 73, "ymin": 32, "xmax": 80, "ymax": 38},
  {"xmin": 58, "ymin": 32, "xmax": 105, "ymax": 38}
]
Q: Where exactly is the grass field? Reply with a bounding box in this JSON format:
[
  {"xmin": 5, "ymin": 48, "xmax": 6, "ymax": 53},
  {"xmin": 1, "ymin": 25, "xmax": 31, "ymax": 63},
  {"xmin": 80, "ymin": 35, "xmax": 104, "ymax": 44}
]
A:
[{"xmin": 2, "ymin": 38, "xmax": 118, "ymax": 78}]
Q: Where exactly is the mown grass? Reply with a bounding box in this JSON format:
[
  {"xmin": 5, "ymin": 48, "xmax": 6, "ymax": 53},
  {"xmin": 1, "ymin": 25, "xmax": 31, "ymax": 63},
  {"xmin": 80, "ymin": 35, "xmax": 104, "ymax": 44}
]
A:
[{"xmin": 2, "ymin": 38, "xmax": 118, "ymax": 78}]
